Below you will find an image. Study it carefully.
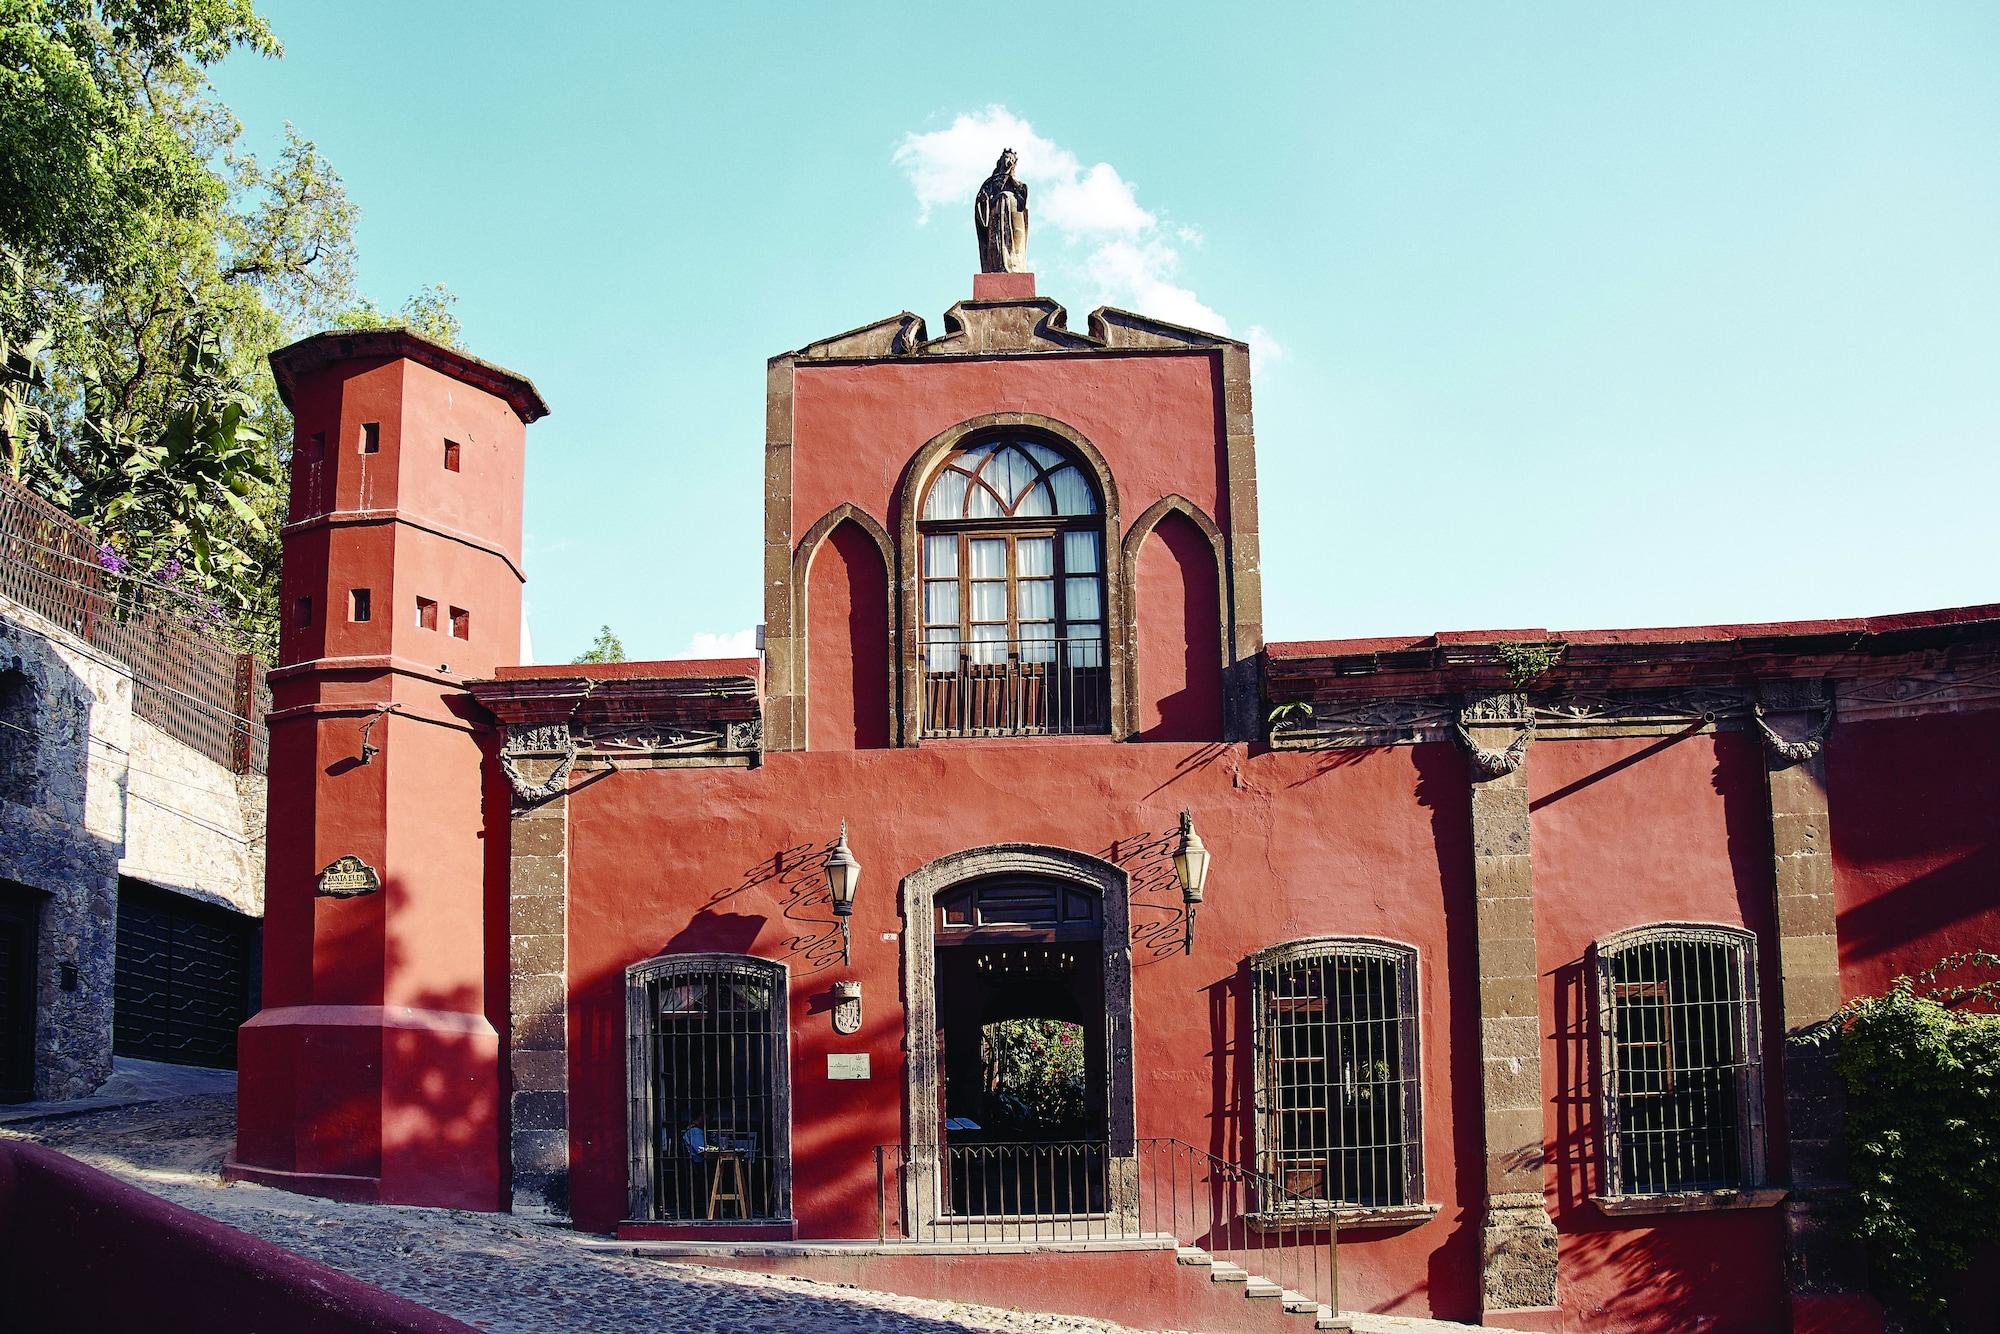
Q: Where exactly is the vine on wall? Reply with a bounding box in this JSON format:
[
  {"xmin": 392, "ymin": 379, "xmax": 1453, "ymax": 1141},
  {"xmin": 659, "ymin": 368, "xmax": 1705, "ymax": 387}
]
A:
[{"xmin": 1816, "ymin": 952, "xmax": 2000, "ymax": 1327}]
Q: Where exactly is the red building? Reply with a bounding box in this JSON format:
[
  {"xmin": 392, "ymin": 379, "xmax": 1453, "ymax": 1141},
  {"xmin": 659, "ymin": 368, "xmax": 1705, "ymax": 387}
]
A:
[{"xmin": 227, "ymin": 271, "xmax": 2000, "ymax": 1333}]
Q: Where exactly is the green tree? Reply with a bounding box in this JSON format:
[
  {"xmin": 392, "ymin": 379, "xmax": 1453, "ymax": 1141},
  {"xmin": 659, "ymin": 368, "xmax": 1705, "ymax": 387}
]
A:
[
  {"xmin": 2, "ymin": 1, "xmax": 460, "ymax": 656},
  {"xmin": 573, "ymin": 625, "xmax": 627, "ymax": 664},
  {"xmin": 333, "ymin": 282, "xmax": 463, "ymax": 349}
]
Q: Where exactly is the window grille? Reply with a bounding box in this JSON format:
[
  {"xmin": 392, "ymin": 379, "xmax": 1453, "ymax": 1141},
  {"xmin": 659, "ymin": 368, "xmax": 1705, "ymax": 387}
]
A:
[
  {"xmin": 1250, "ymin": 938, "xmax": 1422, "ymax": 1210},
  {"xmin": 1594, "ymin": 924, "xmax": 1763, "ymax": 1196},
  {"xmin": 625, "ymin": 954, "xmax": 790, "ymax": 1222}
]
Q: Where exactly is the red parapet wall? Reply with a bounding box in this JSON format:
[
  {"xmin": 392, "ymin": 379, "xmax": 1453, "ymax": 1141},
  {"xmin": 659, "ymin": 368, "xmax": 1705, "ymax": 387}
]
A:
[{"xmin": 0, "ymin": 1140, "xmax": 470, "ymax": 1333}]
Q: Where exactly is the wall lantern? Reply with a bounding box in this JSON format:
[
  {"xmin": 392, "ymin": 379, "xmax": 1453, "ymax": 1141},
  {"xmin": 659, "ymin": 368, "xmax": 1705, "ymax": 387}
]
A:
[
  {"xmin": 1172, "ymin": 808, "xmax": 1210, "ymax": 954},
  {"xmin": 825, "ymin": 819, "xmax": 862, "ymax": 965}
]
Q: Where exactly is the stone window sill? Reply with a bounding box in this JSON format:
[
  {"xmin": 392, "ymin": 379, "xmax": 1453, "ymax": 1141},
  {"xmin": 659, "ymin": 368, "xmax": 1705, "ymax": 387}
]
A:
[
  {"xmin": 1592, "ymin": 1187, "xmax": 1787, "ymax": 1217},
  {"xmin": 1246, "ymin": 1201, "xmax": 1441, "ymax": 1233}
]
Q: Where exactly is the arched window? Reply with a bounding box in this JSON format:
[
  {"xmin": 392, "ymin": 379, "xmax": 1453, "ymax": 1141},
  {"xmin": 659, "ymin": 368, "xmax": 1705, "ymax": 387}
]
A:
[
  {"xmin": 1249, "ymin": 937, "xmax": 1423, "ymax": 1211},
  {"xmin": 625, "ymin": 953, "xmax": 791, "ymax": 1222},
  {"xmin": 1593, "ymin": 924, "xmax": 1764, "ymax": 1198},
  {"xmin": 918, "ymin": 438, "xmax": 1107, "ymax": 736}
]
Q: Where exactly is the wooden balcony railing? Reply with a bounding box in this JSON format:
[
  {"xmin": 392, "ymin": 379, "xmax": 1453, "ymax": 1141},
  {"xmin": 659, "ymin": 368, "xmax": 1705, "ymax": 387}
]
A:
[{"xmin": 921, "ymin": 636, "xmax": 1109, "ymax": 738}]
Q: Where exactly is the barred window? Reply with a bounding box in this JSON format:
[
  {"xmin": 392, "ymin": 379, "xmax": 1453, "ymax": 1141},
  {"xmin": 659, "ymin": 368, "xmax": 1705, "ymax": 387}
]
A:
[
  {"xmin": 1595, "ymin": 924, "xmax": 1764, "ymax": 1197},
  {"xmin": 1250, "ymin": 938, "xmax": 1422, "ymax": 1210},
  {"xmin": 626, "ymin": 954, "xmax": 791, "ymax": 1222}
]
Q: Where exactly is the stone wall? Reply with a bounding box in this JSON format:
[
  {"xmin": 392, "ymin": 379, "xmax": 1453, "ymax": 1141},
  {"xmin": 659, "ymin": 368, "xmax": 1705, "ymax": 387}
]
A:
[{"xmin": 0, "ymin": 594, "xmax": 264, "ymax": 1099}]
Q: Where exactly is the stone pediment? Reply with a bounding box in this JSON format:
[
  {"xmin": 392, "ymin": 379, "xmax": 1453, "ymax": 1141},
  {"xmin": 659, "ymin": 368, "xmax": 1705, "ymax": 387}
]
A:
[
  {"xmin": 1088, "ymin": 306, "xmax": 1240, "ymax": 351},
  {"xmin": 791, "ymin": 298, "xmax": 1243, "ymax": 361},
  {"xmin": 921, "ymin": 297, "xmax": 1102, "ymax": 355},
  {"xmin": 792, "ymin": 312, "xmax": 929, "ymax": 360}
]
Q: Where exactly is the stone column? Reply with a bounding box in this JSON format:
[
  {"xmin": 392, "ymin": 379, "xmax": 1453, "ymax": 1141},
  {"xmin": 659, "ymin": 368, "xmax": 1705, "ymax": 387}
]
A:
[
  {"xmin": 1463, "ymin": 691, "xmax": 1560, "ymax": 1315},
  {"xmin": 507, "ymin": 746, "xmax": 571, "ymax": 1221},
  {"xmin": 1757, "ymin": 681, "xmax": 1865, "ymax": 1306}
]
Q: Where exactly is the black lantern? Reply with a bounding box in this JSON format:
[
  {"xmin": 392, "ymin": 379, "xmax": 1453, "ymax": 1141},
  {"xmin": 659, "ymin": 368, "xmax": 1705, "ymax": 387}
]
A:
[
  {"xmin": 825, "ymin": 819, "xmax": 861, "ymax": 964},
  {"xmin": 1172, "ymin": 808, "xmax": 1210, "ymax": 954}
]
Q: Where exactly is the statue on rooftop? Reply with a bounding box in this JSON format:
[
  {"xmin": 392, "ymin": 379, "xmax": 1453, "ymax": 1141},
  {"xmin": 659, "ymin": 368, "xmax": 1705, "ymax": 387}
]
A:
[{"xmin": 974, "ymin": 149, "xmax": 1030, "ymax": 274}]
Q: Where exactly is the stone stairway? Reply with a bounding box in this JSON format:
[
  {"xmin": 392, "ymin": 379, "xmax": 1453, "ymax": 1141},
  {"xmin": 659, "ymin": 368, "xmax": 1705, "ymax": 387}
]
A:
[
  {"xmin": 1173, "ymin": 1243, "xmax": 1539, "ymax": 1334},
  {"xmin": 1175, "ymin": 1243, "xmax": 1351, "ymax": 1331}
]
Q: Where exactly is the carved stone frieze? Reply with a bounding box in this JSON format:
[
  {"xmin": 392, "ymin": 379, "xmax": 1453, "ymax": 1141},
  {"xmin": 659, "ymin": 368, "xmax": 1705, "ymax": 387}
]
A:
[
  {"xmin": 1461, "ymin": 690, "xmax": 1532, "ymax": 725},
  {"xmin": 1534, "ymin": 687, "xmax": 1749, "ymax": 729},
  {"xmin": 1267, "ymin": 696, "xmax": 1456, "ymax": 748},
  {"xmin": 503, "ymin": 722, "xmax": 572, "ymax": 756},
  {"xmin": 1838, "ymin": 661, "xmax": 2000, "ymax": 722}
]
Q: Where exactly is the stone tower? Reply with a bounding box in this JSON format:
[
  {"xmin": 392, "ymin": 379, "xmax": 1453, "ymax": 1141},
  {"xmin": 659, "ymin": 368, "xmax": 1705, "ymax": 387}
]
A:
[{"xmin": 228, "ymin": 329, "xmax": 548, "ymax": 1208}]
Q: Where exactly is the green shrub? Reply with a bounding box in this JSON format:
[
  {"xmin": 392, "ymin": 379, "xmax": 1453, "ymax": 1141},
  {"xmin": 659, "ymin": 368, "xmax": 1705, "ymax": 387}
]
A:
[{"xmin": 1822, "ymin": 953, "xmax": 2000, "ymax": 1327}]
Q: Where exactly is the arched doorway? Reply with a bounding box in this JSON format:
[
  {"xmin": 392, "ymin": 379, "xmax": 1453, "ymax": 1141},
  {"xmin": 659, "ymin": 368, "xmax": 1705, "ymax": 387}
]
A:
[
  {"xmin": 935, "ymin": 876, "xmax": 1106, "ymax": 1216},
  {"xmin": 900, "ymin": 846, "xmax": 1134, "ymax": 1232}
]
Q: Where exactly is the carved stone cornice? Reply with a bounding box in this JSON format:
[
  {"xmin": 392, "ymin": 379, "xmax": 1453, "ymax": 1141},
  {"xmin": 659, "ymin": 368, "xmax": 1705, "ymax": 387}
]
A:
[{"xmin": 1836, "ymin": 660, "xmax": 2000, "ymax": 723}]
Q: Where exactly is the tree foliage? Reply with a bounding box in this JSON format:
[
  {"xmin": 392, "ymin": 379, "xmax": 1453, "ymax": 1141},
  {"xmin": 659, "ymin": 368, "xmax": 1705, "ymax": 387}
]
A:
[
  {"xmin": 573, "ymin": 625, "xmax": 627, "ymax": 664},
  {"xmin": 1, "ymin": 0, "xmax": 456, "ymax": 656},
  {"xmin": 981, "ymin": 1018, "xmax": 1086, "ymax": 1133},
  {"xmin": 1820, "ymin": 953, "xmax": 2000, "ymax": 1328}
]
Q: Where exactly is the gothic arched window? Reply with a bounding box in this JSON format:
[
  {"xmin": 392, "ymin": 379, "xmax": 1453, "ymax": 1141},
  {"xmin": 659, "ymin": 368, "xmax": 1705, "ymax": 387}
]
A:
[{"xmin": 918, "ymin": 439, "xmax": 1107, "ymax": 735}]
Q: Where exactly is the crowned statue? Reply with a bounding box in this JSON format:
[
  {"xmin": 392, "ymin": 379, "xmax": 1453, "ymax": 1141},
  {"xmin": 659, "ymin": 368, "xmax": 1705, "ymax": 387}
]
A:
[{"xmin": 974, "ymin": 149, "xmax": 1030, "ymax": 274}]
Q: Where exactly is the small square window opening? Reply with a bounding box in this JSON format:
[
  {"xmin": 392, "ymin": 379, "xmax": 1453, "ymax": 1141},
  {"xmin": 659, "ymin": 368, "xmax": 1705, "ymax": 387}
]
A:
[
  {"xmin": 443, "ymin": 440, "xmax": 462, "ymax": 472},
  {"xmin": 349, "ymin": 588, "xmax": 372, "ymax": 622},
  {"xmin": 360, "ymin": 421, "xmax": 381, "ymax": 454},
  {"xmin": 449, "ymin": 606, "xmax": 469, "ymax": 640},
  {"xmin": 416, "ymin": 597, "xmax": 438, "ymax": 630},
  {"xmin": 295, "ymin": 596, "xmax": 313, "ymax": 628}
]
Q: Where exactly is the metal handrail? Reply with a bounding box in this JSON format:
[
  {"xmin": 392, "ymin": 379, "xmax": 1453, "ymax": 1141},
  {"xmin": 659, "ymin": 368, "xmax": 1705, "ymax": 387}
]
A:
[{"xmin": 873, "ymin": 1137, "xmax": 1341, "ymax": 1319}]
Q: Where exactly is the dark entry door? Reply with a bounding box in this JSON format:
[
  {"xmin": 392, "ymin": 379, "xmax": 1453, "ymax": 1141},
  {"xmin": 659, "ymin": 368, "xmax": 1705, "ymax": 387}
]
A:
[
  {"xmin": 113, "ymin": 879, "xmax": 257, "ymax": 1068},
  {"xmin": 0, "ymin": 883, "xmax": 40, "ymax": 1102}
]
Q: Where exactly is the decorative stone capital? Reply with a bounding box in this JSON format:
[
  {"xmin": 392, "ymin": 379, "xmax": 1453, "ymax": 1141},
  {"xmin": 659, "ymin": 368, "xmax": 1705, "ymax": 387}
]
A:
[
  {"xmin": 1753, "ymin": 681, "xmax": 1833, "ymax": 766},
  {"xmin": 1459, "ymin": 693, "xmax": 1533, "ymax": 778}
]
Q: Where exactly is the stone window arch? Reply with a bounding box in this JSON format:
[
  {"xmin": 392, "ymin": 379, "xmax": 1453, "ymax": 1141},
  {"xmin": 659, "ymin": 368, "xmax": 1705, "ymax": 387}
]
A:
[
  {"xmin": 1592, "ymin": 922, "xmax": 1765, "ymax": 1199},
  {"xmin": 896, "ymin": 416, "xmax": 1124, "ymax": 741},
  {"xmin": 1248, "ymin": 936, "xmax": 1424, "ymax": 1211},
  {"xmin": 625, "ymin": 952, "xmax": 792, "ymax": 1222}
]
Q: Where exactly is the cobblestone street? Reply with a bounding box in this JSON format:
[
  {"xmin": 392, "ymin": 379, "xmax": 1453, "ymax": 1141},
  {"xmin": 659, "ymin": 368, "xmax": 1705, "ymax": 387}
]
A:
[
  {"xmin": 0, "ymin": 1089, "xmax": 1512, "ymax": 1334},
  {"xmin": 3, "ymin": 1089, "xmax": 1195, "ymax": 1333}
]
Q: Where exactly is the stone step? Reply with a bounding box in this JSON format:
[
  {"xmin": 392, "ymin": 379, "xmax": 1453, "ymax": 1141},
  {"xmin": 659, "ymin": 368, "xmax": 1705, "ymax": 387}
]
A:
[
  {"xmin": 1244, "ymin": 1278, "xmax": 1284, "ymax": 1299},
  {"xmin": 1315, "ymin": 1311, "xmax": 1354, "ymax": 1331},
  {"xmin": 1282, "ymin": 1291, "xmax": 1318, "ymax": 1314},
  {"xmin": 1209, "ymin": 1261, "xmax": 1249, "ymax": 1283},
  {"xmin": 1175, "ymin": 1245, "xmax": 1213, "ymax": 1267}
]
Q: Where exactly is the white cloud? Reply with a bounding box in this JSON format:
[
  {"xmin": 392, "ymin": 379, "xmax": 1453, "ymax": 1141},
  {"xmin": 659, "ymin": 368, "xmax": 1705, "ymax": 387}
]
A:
[
  {"xmin": 893, "ymin": 106, "xmax": 1280, "ymax": 367},
  {"xmin": 676, "ymin": 628, "xmax": 758, "ymax": 660}
]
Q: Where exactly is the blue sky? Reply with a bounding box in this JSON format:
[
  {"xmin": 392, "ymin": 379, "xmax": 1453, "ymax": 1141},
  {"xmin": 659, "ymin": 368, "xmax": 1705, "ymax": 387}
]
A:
[{"xmin": 214, "ymin": 4, "xmax": 2000, "ymax": 662}]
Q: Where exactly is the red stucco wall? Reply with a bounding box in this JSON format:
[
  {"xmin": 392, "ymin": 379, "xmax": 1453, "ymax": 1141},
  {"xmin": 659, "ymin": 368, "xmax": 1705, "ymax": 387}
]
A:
[
  {"xmin": 1527, "ymin": 731, "xmax": 1788, "ymax": 1334},
  {"xmin": 789, "ymin": 355, "xmax": 1225, "ymax": 540},
  {"xmin": 805, "ymin": 520, "xmax": 892, "ymax": 750},
  {"xmin": 562, "ymin": 739, "xmax": 1484, "ymax": 1320},
  {"xmin": 1826, "ymin": 710, "xmax": 2000, "ymax": 999},
  {"xmin": 1133, "ymin": 510, "xmax": 1224, "ymax": 742}
]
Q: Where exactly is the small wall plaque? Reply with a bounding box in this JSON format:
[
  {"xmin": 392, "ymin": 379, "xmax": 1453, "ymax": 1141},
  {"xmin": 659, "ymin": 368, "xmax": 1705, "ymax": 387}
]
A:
[
  {"xmin": 317, "ymin": 855, "xmax": 381, "ymax": 898},
  {"xmin": 827, "ymin": 1053, "xmax": 870, "ymax": 1080}
]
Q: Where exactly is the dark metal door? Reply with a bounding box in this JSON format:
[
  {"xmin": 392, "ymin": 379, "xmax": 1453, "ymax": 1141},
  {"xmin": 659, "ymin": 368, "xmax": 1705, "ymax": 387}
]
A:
[
  {"xmin": 0, "ymin": 883, "xmax": 40, "ymax": 1102},
  {"xmin": 113, "ymin": 880, "xmax": 256, "ymax": 1068}
]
